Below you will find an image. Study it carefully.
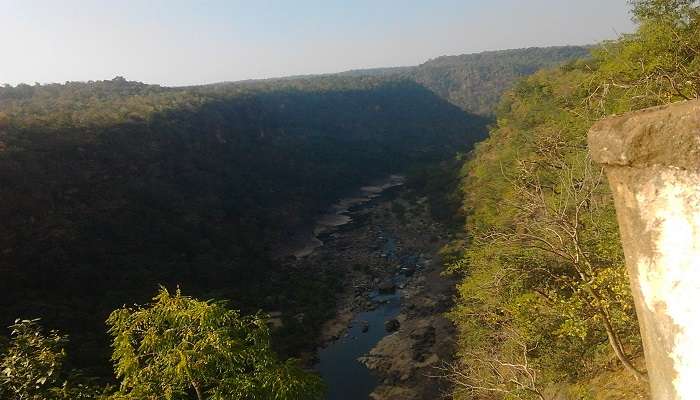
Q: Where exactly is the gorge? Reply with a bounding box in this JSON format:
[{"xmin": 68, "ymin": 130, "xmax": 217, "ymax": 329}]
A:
[{"xmin": 3, "ymin": 3, "xmax": 699, "ymax": 395}]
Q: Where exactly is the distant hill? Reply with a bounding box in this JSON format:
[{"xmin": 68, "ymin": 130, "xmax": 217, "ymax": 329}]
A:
[{"xmin": 338, "ymin": 46, "xmax": 591, "ymax": 115}]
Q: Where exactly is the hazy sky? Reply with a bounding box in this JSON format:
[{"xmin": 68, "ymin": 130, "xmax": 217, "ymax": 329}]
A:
[{"xmin": 1, "ymin": 0, "xmax": 636, "ymax": 87}]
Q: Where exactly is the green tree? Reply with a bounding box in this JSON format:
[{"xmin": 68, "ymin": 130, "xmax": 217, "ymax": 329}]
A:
[
  {"xmin": 106, "ymin": 288, "xmax": 324, "ymax": 400},
  {"xmin": 590, "ymin": 0, "xmax": 699, "ymax": 112},
  {"xmin": 630, "ymin": 0, "xmax": 698, "ymax": 20},
  {"xmin": 0, "ymin": 319, "xmax": 101, "ymax": 400}
]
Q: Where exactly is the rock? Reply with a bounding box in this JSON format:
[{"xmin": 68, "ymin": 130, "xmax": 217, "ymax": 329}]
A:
[
  {"xmin": 385, "ymin": 319, "xmax": 400, "ymax": 332},
  {"xmin": 410, "ymin": 326, "xmax": 435, "ymax": 361},
  {"xmin": 588, "ymin": 99, "xmax": 700, "ymax": 397},
  {"xmin": 266, "ymin": 311, "xmax": 284, "ymax": 329},
  {"xmin": 361, "ymin": 321, "xmax": 369, "ymax": 333},
  {"xmin": 378, "ymin": 279, "xmax": 396, "ymax": 294}
]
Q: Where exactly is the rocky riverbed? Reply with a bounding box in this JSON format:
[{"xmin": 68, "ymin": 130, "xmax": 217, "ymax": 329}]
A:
[{"xmin": 290, "ymin": 178, "xmax": 458, "ymax": 399}]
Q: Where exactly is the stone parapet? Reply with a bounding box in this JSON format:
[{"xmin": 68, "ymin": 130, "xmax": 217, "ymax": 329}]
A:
[{"xmin": 589, "ymin": 100, "xmax": 700, "ymax": 400}]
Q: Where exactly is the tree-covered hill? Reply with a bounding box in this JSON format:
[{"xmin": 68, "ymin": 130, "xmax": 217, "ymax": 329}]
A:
[
  {"xmin": 338, "ymin": 46, "xmax": 591, "ymax": 115},
  {"xmin": 411, "ymin": 46, "xmax": 591, "ymax": 115},
  {"xmin": 0, "ymin": 75, "xmax": 487, "ymax": 374}
]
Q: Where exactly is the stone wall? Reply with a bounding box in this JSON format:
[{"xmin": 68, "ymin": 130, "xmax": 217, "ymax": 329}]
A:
[{"xmin": 588, "ymin": 99, "xmax": 700, "ymax": 400}]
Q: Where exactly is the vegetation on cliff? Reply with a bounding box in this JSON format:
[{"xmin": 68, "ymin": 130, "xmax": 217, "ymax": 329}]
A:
[{"xmin": 447, "ymin": 0, "xmax": 700, "ymax": 398}]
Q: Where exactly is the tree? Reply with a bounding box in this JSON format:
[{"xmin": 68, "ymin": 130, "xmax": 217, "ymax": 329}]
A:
[
  {"xmin": 590, "ymin": 0, "xmax": 700, "ymax": 112},
  {"xmin": 449, "ymin": 2, "xmax": 700, "ymax": 396},
  {"xmin": 449, "ymin": 63, "xmax": 650, "ymax": 399},
  {"xmin": 0, "ymin": 319, "xmax": 101, "ymax": 400},
  {"xmin": 436, "ymin": 329, "xmax": 548, "ymax": 400},
  {"xmin": 630, "ymin": 0, "xmax": 698, "ymax": 21},
  {"xmin": 106, "ymin": 288, "xmax": 324, "ymax": 400},
  {"xmin": 487, "ymin": 144, "xmax": 646, "ymax": 381}
]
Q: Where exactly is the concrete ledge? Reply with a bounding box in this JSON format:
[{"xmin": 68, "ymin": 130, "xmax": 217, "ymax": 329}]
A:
[
  {"xmin": 588, "ymin": 99, "xmax": 700, "ymax": 400},
  {"xmin": 588, "ymin": 100, "xmax": 700, "ymax": 169}
]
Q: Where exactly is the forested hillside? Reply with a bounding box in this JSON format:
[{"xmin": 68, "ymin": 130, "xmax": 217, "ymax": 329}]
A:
[
  {"xmin": 341, "ymin": 46, "xmax": 590, "ymax": 115},
  {"xmin": 0, "ymin": 76, "xmax": 487, "ymax": 374},
  {"xmin": 447, "ymin": 1, "xmax": 700, "ymax": 398},
  {"xmin": 412, "ymin": 46, "xmax": 591, "ymax": 115}
]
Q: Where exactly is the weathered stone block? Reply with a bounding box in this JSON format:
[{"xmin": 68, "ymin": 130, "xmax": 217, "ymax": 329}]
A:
[{"xmin": 588, "ymin": 99, "xmax": 700, "ymax": 400}]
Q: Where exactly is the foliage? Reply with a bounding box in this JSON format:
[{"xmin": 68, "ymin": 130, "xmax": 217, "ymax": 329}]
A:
[
  {"xmin": 411, "ymin": 46, "xmax": 591, "ymax": 116},
  {"xmin": 0, "ymin": 74, "xmax": 487, "ymax": 373},
  {"xmin": 0, "ymin": 319, "xmax": 102, "ymax": 400},
  {"xmin": 405, "ymin": 156, "xmax": 467, "ymax": 228},
  {"xmin": 589, "ymin": 0, "xmax": 700, "ymax": 112},
  {"xmin": 449, "ymin": 1, "xmax": 700, "ymax": 398},
  {"xmin": 0, "ymin": 43, "xmax": 614, "ymax": 392},
  {"xmin": 106, "ymin": 288, "xmax": 323, "ymax": 400}
]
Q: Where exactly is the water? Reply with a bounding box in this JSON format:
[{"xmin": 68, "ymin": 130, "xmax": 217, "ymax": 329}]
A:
[
  {"xmin": 316, "ymin": 288, "xmax": 401, "ymax": 400},
  {"xmin": 316, "ymin": 227, "xmax": 405, "ymax": 400},
  {"xmin": 288, "ymin": 175, "xmax": 406, "ymax": 399}
]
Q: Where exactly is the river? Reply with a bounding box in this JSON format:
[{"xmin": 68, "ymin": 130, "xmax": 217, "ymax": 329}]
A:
[
  {"xmin": 287, "ymin": 173, "xmax": 455, "ymax": 399},
  {"xmin": 288, "ymin": 175, "xmax": 406, "ymax": 399},
  {"xmin": 316, "ymin": 284, "xmax": 402, "ymax": 399},
  {"xmin": 315, "ymin": 226, "xmax": 408, "ymax": 400}
]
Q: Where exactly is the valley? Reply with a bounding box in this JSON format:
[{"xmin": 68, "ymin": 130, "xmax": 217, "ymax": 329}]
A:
[{"xmin": 4, "ymin": 8, "xmax": 694, "ymax": 394}]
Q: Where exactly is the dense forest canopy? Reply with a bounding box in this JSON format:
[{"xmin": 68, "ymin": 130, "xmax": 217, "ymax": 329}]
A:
[{"xmin": 0, "ymin": 73, "xmax": 489, "ymax": 376}]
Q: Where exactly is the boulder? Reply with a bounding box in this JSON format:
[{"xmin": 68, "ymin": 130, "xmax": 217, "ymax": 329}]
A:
[
  {"xmin": 385, "ymin": 319, "xmax": 400, "ymax": 332},
  {"xmin": 378, "ymin": 279, "xmax": 396, "ymax": 294},
  {"xmin": 361, "ymin": 321, "xmax": 370, "ymax": 333}
]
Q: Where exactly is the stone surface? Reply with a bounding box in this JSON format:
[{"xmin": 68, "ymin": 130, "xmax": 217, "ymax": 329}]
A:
[
  {"xmin": 588, "ymin": 100, "xmax": 700, "ymax": 170},
  {"xmin": 384, "ymin": 319, "xmax": 400, "ymax": 332},
  {"xmin": 378, "ymin": 279, "xmax": 397, "ymax": 294},
  {"xmin": 588, "ymin": 99, "xmax": 700, "ymax": 400}
]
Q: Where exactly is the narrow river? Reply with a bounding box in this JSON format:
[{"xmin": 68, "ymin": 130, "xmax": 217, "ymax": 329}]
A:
[
  {"xmin": 285, "ymin": 173, "xmax": 453, "ymax": 399},
  {"xmin": 315, "ymin": 228, "xmax": 406, "ymax": 400},
  {"xmin": 288, "ymin": 175, "xmax": 407, "ymax": 399},
  {"xmin": 316, "ymin": 284, "xmax": 401, "ymax": 399}
]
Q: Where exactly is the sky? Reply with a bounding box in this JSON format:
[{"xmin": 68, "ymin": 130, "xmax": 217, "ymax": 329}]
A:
[{"xmin": 0, "ymin": 0, "xmax": 637, "ymax": 87}]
